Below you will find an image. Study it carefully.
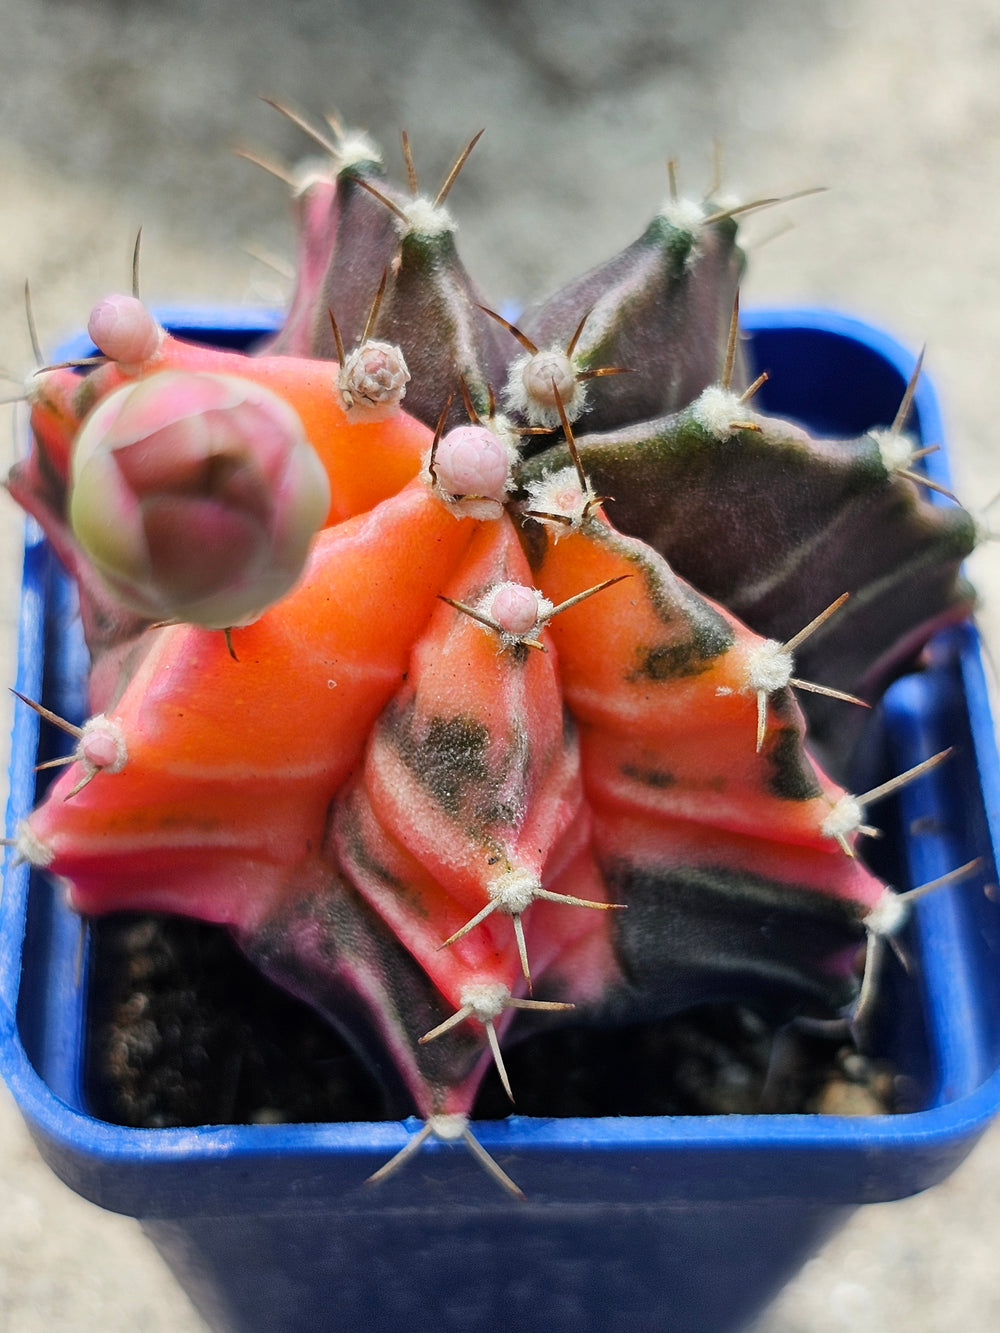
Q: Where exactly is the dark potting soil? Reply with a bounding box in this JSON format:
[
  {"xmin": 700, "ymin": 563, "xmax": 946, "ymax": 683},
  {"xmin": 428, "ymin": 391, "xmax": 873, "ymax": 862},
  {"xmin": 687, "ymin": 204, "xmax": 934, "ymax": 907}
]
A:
[{"xmin": 86, "ymin": 913, "xmax": 902, "ymax": 1129}]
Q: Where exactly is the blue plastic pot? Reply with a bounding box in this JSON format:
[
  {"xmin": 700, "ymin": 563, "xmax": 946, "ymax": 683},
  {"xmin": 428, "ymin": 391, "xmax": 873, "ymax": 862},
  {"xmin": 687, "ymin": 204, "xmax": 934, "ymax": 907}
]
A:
[{"xmin": 2, "ymin": 309, "xmax": 999, "ymax": 1333}]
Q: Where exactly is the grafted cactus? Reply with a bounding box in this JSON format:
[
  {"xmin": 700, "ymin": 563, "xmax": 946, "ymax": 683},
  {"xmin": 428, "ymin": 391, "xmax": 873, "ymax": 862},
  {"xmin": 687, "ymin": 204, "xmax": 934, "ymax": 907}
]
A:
[{"xmin": 7, "ymin": 109, "xmax": 979, "ymax": 1193}]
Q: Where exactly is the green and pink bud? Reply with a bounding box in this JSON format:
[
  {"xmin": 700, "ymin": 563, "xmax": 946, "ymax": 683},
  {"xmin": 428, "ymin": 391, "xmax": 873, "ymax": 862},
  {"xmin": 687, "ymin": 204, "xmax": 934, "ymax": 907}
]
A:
[{"xmin": 68, "ymin": 370, "xmax": 331, "ymax": 629}]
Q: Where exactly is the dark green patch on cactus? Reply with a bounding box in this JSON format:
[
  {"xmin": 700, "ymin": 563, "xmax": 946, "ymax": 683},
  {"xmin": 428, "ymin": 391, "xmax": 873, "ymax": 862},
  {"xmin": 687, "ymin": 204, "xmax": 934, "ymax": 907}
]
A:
[
  {"xmin": 607, "ymin": 862, "xmax": 862, "ymax": 1016},
  {"xmin": 392, "ymin": 709, "xmax": 494, "ymax": 817}
]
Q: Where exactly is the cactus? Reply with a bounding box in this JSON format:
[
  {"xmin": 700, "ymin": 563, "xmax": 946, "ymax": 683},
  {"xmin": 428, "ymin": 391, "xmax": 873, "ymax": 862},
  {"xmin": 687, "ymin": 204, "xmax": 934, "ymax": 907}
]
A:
[{"xmin": 6, "ymin": 108, "xmax": 980, "ymax": 1195}]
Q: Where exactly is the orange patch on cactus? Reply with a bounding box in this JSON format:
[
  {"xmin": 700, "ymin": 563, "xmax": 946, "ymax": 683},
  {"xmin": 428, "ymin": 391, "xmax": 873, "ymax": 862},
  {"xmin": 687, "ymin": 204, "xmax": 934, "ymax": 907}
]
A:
[
  {"xmin": 26, "ymin": 484, "xmax": 476, "ymax": 924},
  {"xmin": 332, "ymin": 516, "xmax": 593, "ymax": 1008},
  {"xmin": 534, "ymin": 518, "xmax": 885, "ymax": 912}
]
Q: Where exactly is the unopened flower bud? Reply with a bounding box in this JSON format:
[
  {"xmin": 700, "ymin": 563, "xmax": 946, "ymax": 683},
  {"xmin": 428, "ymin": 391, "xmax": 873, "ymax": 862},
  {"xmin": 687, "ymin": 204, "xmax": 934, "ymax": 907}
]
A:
[
  {"xmin": 490, "ymin": 583, "xmax": 542, "ymax": 637},
  {"xmin": 338, "ymin": 339, "xmax": 410, "ymax": 413},
  {"xmin": 69, "ymin": 371, "xmax": 331, "ymax": 628},
  {"xmin": 87, "ymin": 295, "xmax": 164, "ymax": 365},
  {"xmin": 433, "ymin": 425, "xmax": 510, "ymax": 500},
  {"xmin": 521, "ymin": 349, "xmax": 576, "ymax": 409}
]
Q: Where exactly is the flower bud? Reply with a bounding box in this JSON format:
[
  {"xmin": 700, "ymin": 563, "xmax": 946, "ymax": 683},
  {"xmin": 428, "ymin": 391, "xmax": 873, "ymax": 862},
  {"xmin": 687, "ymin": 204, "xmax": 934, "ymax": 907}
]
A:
[
  {"xmin": 69, "ymin": 371, "xmax": 331, "ymax": 628},
  {"xmin": 433, "ymin": 425, "xmax": 510, "ymax": 500},
  {"xmin": 338, "ymin": 339, "xmax": 410, "ymax": 412},
  {"xmin": 490, "ymin": 583, "xmax": 542, "ymax": 637},
  {"xmin": 87, "ymin": 294, "xmax": 164, "ymax": 365}
]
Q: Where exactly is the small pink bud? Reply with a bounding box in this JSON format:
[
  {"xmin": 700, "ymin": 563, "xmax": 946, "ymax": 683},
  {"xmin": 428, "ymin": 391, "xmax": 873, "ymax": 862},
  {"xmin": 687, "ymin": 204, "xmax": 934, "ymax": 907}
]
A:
[
  {"xmin": 79, "ymin": 715, "xmax": 128, "ymax": 773},
  {"xmin": 69, "ymin": 371, "xmax": 331, "ymax": 628},
  {"xmin": 433, "ymin": 426, "xmax": 509, "ymax": 500},
  {"xmin": 490, "ymin": 583, "xmax": 541, "ymax": 636},
  {"xmin": 503, "ymin": 348, "xmax": 586, "ymax": 428},
  {"xmin": 339, "ymin": 339, "xmax": 410, "ymax": 411},
  {"xmin": 521, "ymin": 349, "xmax": 576, "ymax": 409},
  {"xmin": 87, "ymin": 295, "xmax": 163, "ymax": 365}
]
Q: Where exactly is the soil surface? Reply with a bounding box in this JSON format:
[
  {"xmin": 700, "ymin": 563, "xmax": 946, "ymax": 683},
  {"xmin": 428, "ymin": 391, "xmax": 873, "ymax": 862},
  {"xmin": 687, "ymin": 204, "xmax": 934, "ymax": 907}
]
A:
[{"xmin": 87, "ymin": 913, "xmax": 897, "ymax": 1128}]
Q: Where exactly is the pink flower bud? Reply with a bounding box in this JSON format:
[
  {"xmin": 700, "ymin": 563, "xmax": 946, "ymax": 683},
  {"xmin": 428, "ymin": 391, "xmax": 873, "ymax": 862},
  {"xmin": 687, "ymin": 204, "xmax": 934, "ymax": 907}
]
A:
[
  {"xmin": 79, "ymin": 716, "xmax": 127, "ymax": 772},
  {"xmin": 433, "ymin": 425, "xmax": 509, "ymax": 500},
  {"xmin": 339, "ymin": 339, "xmax": 410, "ymax": 411},
  {"xmin": 521, "ymin": 349, "xmax": 576, "ymax": 409},
  {"xmin": 490, "ymin": 583, "xmax": 541, "ymax": 636},
  {"xmin": 87, "ymin": 295, "xmax": 163, "ymax": 365},
  {"xmin": 69, "ymin": 371, "xmax": 331, "ymax": 628}
]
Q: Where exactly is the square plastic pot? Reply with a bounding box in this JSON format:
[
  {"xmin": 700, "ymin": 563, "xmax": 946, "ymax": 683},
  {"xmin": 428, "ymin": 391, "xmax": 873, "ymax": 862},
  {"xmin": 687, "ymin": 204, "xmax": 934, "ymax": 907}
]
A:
[{"xmin": 2, "ymin": 308, "xmax": 1000, "ymax": 1333}]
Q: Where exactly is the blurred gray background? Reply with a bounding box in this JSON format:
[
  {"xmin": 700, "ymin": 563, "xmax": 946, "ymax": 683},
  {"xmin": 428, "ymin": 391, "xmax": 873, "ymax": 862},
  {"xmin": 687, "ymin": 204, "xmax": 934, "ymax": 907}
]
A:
[{"xmin": 2, "ymin": 0, "xmax": 1000, "ymax": 1328}]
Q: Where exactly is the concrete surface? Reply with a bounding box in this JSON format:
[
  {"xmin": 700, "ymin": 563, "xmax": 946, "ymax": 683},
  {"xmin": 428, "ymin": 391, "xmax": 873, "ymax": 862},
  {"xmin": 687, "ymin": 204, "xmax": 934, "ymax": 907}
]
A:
[{"xmin": 2, "ymin": 0, "xmax": 1000, "ymax": 1327}]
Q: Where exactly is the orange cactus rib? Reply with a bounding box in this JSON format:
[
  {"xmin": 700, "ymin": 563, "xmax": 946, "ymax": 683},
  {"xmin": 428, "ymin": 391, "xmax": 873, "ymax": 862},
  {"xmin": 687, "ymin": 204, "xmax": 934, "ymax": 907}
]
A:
[
  {"xmin": 532, "ymin": 517, "xmax": 886, "ymax": 915},
  {"xmin": 334, "ymin": 780, "xmax": 520, "ymax": 1002},
  {"xmin": 521, "ymin": 843, "xmax": 623, "ymax": 1005},
  {"xmin": 26, "ymin": 483, "xmax": 477, "ymax": 925},
  {"xmin": 332, "ymin": 516, "xmax": 587, "ymax": 1003},
  {"xmin": 315, "ymin": 514, "xmax": 620, "ymax": 1115},
  {"xmin": 589, "ymin": 806, "xmax": 880, "ymax": 913}
]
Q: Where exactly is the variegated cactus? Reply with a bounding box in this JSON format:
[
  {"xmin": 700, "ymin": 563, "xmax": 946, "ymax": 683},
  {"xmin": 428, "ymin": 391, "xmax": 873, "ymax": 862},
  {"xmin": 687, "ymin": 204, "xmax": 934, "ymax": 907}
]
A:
[{"xmin": 7, "ymin": 109, "xmax": 979, "ymax": 1195}]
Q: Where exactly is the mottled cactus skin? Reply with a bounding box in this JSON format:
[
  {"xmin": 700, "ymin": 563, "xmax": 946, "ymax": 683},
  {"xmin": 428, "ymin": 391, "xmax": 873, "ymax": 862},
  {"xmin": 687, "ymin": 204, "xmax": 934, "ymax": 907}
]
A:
[
  {"xmin": 7, "ymin": 116, "xmax": 978, "ymax": 1182},
  {"xmin": 517, "ymin": 394, "xmax": 977, "ymax": 782}
]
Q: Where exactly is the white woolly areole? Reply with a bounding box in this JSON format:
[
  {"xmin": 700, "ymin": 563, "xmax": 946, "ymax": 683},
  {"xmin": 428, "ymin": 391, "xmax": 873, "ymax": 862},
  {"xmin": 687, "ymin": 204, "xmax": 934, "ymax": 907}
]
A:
[
  {"xmin": 658, "ymin": 196, "xmax": 706, "ymax": 235},
  {"xmin": 401, "ymin": 196, "xmax": 456, "ymax": 238},
  {"xmin": 691, "ymin": 386, "xmax": 754, "ymax": 441},
  {"xmin": 79, "ymin": 714, "xmax": 128, "ymax": 774},
  {"xmin": 488, "ymin": 868, "xmax": 540, "ymax": 916},
  {"xmin": 439, "ymin": 494, "xmax": 505, "ymax": 522},
  {"xmin": 711, "ymin": 191, "xmax": 742, "ymax": 216},
  {"xmin": 334, "ymin": 132, "xmax": 383, "ymax": 172},
  {"xmin": 338, "ymin": 339, "xmax": 410, "ymax": 413},
  {"xmin": 863, "ymin": 889, "xmax": 910, "ymax": 937},
  {"xmin": 743, "ymin": 640, "xmax": 794, "ymax": 694},
  {"xmin": 821, "ymin": 794, "xmax": 864, "ymax": 841},
  {"xmin": 15, "ymin": 819, "xmax": 53, "ymax": 868},
  {"xmin": 428, "ymin": 1113, "xmax": 468, "ymax": 1141},
  {"xmin": 502, "ymin": 348, "xmax": 587, "ymax": 429},
  {"xmin": 460, "ymin": 981, "xmax": 511, "ymax": 1021},
  {"xmin": 290, "ymin": 156, "xmax": 336, "ymax": 195},
  {"xmin": 522, "ymin": 465, "xmax": 591, "ymax": 533},
  {"xmin": 870, "ymin": 428, "xmax": 914, "ymax": 476}
]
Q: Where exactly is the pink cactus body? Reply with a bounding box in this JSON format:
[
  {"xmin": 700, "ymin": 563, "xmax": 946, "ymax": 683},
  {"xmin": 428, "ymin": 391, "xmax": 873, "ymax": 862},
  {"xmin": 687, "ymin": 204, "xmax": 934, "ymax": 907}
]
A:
[
  {"xmin": 21, "ymin": 424, "xmax": 886, "ymax": 1118},
  {"xmin": 273, "ymin": 169, "xmax": 342, "ymax": 359},
  {"xmin": 7, "ymin": 120, "xmax": 977, "ymax": 1185}
]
